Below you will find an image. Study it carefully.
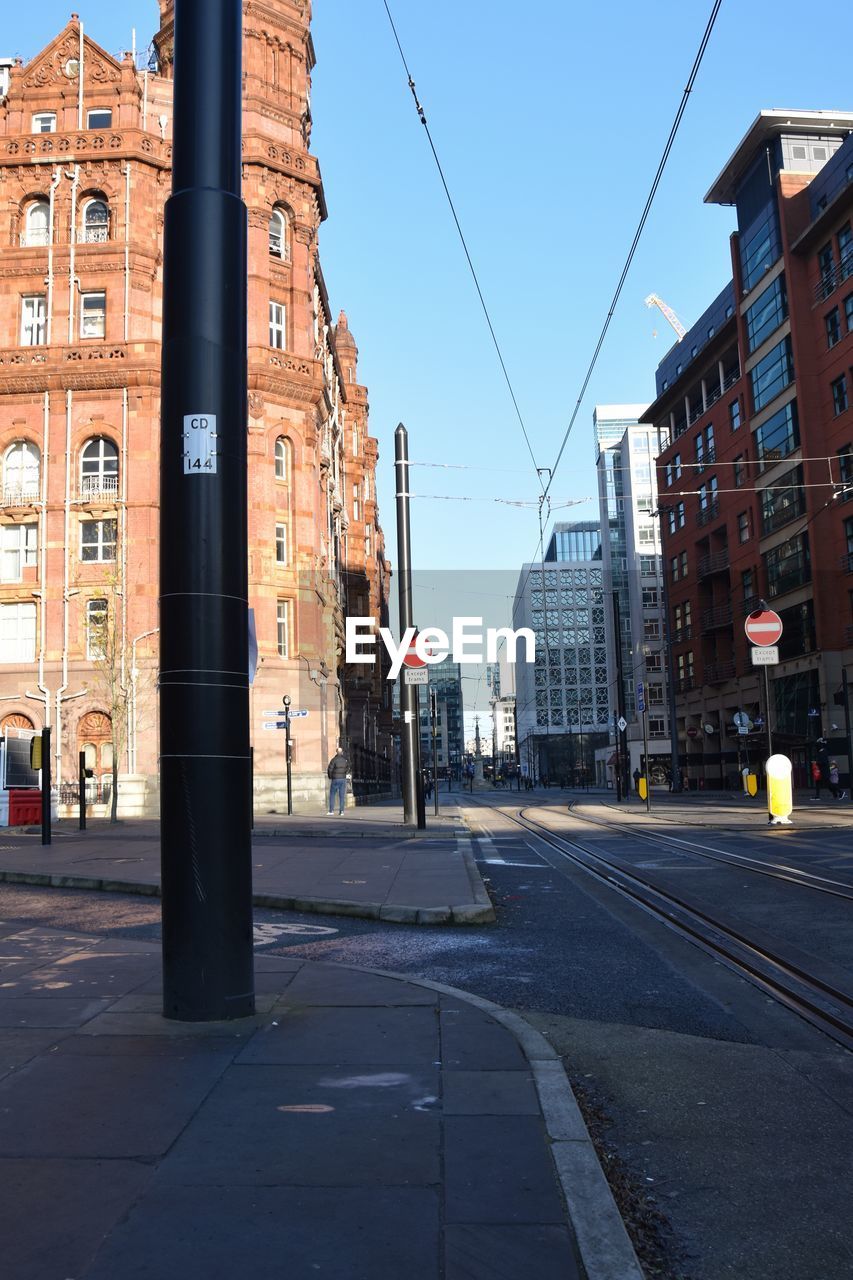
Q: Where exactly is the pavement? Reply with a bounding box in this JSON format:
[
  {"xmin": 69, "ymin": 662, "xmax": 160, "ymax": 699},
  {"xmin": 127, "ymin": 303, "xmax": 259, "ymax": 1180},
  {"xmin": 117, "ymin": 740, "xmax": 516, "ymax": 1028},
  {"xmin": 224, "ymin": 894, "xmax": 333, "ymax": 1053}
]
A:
[
  {"xmin": 565, "ymin": 787, "xmax": 853, "ymax": 830},
  {"xmin": 0, "ymin": 796, "xmax": 647, "ymax": 1280}
]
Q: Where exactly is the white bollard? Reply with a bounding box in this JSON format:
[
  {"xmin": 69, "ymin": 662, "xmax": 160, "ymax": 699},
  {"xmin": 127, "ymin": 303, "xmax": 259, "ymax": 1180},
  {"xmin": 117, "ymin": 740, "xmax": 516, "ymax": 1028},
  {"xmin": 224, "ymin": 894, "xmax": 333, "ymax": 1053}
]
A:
[{"xmin": 766, "ymin": 754, "xmax": 793, "ymax": 825}]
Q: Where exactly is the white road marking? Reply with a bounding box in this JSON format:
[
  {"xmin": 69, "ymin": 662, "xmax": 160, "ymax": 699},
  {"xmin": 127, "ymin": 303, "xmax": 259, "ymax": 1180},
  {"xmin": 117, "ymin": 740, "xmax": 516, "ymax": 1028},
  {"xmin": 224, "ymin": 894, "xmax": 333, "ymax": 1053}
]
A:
[{"xmin": 253, "ymin": 922, "xmax": 338, "ymax": 944}]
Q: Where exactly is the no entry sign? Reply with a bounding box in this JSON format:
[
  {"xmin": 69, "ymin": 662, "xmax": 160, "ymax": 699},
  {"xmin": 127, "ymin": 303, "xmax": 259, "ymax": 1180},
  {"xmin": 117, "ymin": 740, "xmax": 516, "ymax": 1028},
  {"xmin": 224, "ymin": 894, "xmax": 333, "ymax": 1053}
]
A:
[
  {"xmin": 744, "ymin": 609, "xmax": 783, "ymax": 647},
  {"xmin": 402, "ymin": 633, "xmax": 427, "ymax": 668}
]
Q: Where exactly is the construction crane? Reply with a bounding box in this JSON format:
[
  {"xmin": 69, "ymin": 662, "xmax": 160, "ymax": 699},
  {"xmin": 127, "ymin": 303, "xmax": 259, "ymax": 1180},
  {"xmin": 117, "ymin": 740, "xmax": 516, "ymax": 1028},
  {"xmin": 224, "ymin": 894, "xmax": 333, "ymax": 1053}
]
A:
[{"xmin": 644, "ymin": 293, "xmax": 687, "ymax": 341}]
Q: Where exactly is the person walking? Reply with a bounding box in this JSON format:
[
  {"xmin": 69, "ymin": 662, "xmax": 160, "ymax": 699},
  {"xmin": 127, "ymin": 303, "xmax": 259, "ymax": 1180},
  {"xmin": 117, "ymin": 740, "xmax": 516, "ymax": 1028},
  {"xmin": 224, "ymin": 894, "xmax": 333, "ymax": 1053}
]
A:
[
  {"xmin": 633, "ymin": 767, "xmax": 641, "ymax": 794},
  {"xmin": 327, "ymin": 745, "xmax": 349, "ymax": 815},
  {"xmin": 812, "ymin": 742, "xmax": 842, "ymax": 800},
  {"xmin": 829, "ymin": 760, "xmax": 847, "ymax": 801}
]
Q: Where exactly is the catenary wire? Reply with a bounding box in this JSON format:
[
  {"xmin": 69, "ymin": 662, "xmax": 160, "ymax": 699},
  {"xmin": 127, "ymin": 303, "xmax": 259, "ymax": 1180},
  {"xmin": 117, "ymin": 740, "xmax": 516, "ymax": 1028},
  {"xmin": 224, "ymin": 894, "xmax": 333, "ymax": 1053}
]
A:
[
  {"xmin": 381, "ymin": 0, "xmax": 543, "ymax": 489},
  {"xmin": 542, "ymin": 0, "xmax": 724, "ymax": 501}
]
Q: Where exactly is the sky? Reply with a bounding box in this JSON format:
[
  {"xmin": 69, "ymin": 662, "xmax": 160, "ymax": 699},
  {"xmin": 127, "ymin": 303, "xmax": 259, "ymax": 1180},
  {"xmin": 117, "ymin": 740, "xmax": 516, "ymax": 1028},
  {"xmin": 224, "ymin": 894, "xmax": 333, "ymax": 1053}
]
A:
[{"xmin": 4, "ymin": 2, "xmax": 852, "ymax": 727}]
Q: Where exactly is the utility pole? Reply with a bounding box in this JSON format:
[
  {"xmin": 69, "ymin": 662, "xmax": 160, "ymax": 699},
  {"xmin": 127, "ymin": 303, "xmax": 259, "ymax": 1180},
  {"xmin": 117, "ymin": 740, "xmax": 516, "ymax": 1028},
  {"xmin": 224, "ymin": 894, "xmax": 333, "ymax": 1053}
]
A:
[
  {"xmin": 656, "ymin": 505, "xmax": 682, "ymax": 792},
  {"xmin": 612, "ymin": 590, "xmax": 629, "ymax": 801},
  {"xmin": 430, "ymin": 687, "xmax": 440, "ymax": 815},
  {"xmin": 395, "ymin": 424, "xmax": 423, "ymax": 827},
  {"xmin": 159, "ymin": 0, "xmax": 254, "ymax": 1021}
]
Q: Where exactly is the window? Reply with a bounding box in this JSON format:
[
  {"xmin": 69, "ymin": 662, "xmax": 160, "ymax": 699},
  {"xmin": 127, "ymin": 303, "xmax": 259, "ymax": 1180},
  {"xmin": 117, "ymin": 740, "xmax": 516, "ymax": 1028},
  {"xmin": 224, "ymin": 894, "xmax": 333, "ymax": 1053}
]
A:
[
  {"xmin": 695, "ymin": 433, "xmax": 705, "ymax": 470},
  {"xmin": 0, "ymin": 524, "xmax": 37, "ymax": 582},
  {"xmin": 269, "ymin": 207, "xmax": 287, "ymax": 259},
  {"xmin": 80, "ymin": 437, "xmax": 118, "ymax": 499},
  {"xmin": 741, "ymin": 206, "xmax": 781, "ymax": 292},
  {"xmin": 755, "ymin": 400, "xmax": 799, "ymax": 470},
  {"xmin": 846, "ymin": 294, "xmax": 853, "ymax": 332},
  {"xmin": 274, "ymin": 436, "xmax": 291, "ymax": 482},
  {"xmin": 643, "ymin": 619, "xmax": 660, "ymax": 641},
  {"xmin": 80, "ymin": 518, "xmax": 116, "ymax": 562},
  {"xmin": 276, "ymin": 600, "xmax": 290, "ymax": 658},
  {"xmin": 275, "ymin": 523, "xmax": 288, "ymax": 566},
  {"xmin": 729, "ymin": 399, "xmax": 741, "ymax": 431},
  {"xmin": 818, "ymin": 242, "xmax": 835, "ymax": 296},
  {"xmin": 365, "ymin": 525, "xmax": 372, "ymax": 558},
  {"xmin": 745, "ymin": 274, "xmax": 788, "ymax": 352},
  {"xmin": 269, "ymin": 301, "xmax": 286, "ymax": 349},
  {"xmin": 86, "ymin": 108, "xmax": 112, "ymax": 129},
  {"xmin": 352, "ymin": 484, "xmax": 360, "ymax": 521},
  {"xmin": 840, "ymin": 223, "xmax": 853, "ymax": 281},
  {"xmin": 763, "ymin": 532, "xmax": 811, "ymax": 599},
  {"xmin": 668, "ymin": 502, "xmax": 685, "ymax": 533},
  {"xmin": 674, "ymin": 600, "xmax": 691, "ymax": 638},
  {"xmin": 3, "ymin": 441, "xmax": 40, "ymax": 503},
  {"xmin": 826, "ymin": 308, "xmax": 841, "ymax": 348},
  {"xmin": 23, "ymin": 200, "xmax": 50, "ymax": 247},
  {"xmin": 734, "ymin": 455, "xmax": 745, "ymax": 487},
  {"xmin": 352, "ymin": 425, "xmax": 360, "ymax": 456},
  {"xmin": 760, "ymin": 465, "xmax": 805, "ymax": 535},
  {"xmin": 0, "ymin": 603, "xmax": 36, "ymax": 663},
  {"xmin": 637, "ymin": 526, "xmax": 656, "ymax": 545},
  {"xmin": 81, "ymin": 199, "xmax": 109, "ymax": 243},
  {"xmin": 670, "ymin": 555, "xmax": 679, "ymax": 582},
  {"xmin": 80, "ymin": 291, "xmax": 106, "ymax": 339},
  {"xmin": 679, "ymin": 550, "xmax": 688, "ymax": 579},
  {"xmin": 363, "ymin": 474, "xmax": 370, "ymax": 504},
  {"xmin": 31, "ymin": 112, "xmax": 56, "ymax": 133},
  {"xmin": 649, "ymin": 717, "xmax": 666, "ymax": 737},
  {"xmin": 21, "ymin": 294, "xmax": 46, "ymax": 346},
  {"xmin": 737, "ymin": 510, "xmax": 751, "ymax": 543},
  {"xmin": 646, "ymin": 652, "xmax": 662, "ymax": 672},
  {"xmin": 648, "ymin": 684, "xmax": 664, "ymax": 705},
  {"xmin": 846, "ymin": 516, "xmax": 853, "ymax": 557},
  {"xmin": 665, "ymin": 453, "xmax": 682, "ymax": 486},
  {"xmin": 838, "ymin": 446, "xmax": 853, "ymax": 501},
  {"xmin": 832, "ymin": 374, "xmax": 848, "ymax": 416},
  {"xmin": 639, "ymin": 555, "xmax": 656, "ymax": 576},
  {"xmin": 741, "ymin": 568, "xmax": 755, "ymax": 606},
  {"xmin": 751, "ymin": 336, "xmax": 794, "ymax": 412},
  {"xmin": 642, "ymin": 588, "xmax": 659, "ymax": 608},
  {"xmin": 86, "ymin": 598, "xmax": 108, "ymax": 660}
]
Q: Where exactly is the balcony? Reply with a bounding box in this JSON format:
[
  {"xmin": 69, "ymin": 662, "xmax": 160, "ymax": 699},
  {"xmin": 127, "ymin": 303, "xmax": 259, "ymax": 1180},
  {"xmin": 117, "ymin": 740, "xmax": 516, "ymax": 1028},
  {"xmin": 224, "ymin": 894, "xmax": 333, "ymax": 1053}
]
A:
[
  {"xmin": 846, "ymin": 625, "xmax": 853, "ymax": 647},
  {"xmin": 79, "ymin": 475, "xmax": 118, "ymax": 502},
  {"xmin": 79, "ymin": 226, "xmax": 108, "ymax": 244},
  {"xmin": 697, "ymin": 548, "xmax": 729, "ymax": 579},
  {"xmin": 676, "ymin": 677, "xmax": 695, "ymax": 694},
  {"xmin": 701, "ymin": 603, "xmax": 733, "ymax": 630},
  {"xmin": 722, "ymin": 367, "xmax": 740, "ymax": 391},
  {"xmin": 842, "ymin": 552, "xmax": 853, "ymax": 574},
  {"xmin": 269, "ymin": 233, "xmax": 291, "ymax": 263},
  {"xmin": 814, "ymin": 255, "xmax": 853, "ymax": 303},
  {"xmin": 0, "ymin": 485, "xmax": 39, "ymax": 509},
  {"xmin": 671, "ymin": 625, "xmax": 693, "ymax": 645},
  {"xmin": 696, "ymin": 501, "xmax": 721, "ymax": 528},
  {"xmin": 705, "ymin": 660, "xmax": 736, "ymax": 684}
]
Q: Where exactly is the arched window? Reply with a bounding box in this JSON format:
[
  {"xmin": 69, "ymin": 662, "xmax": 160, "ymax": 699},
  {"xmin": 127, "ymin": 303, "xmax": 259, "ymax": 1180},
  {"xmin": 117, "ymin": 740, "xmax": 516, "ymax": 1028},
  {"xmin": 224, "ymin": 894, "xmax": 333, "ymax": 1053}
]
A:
[
  {"xmin": 3, "ymin": 441, "xmax": 40, "ymax": 504},
  {"xmin": 274, "ymin": 436, "xmax": 292, "ymax": 483},
  {"xmin": 80, "ymin": 437, "xmax": 119, "ymax": 500},
  {"xmin": 269, "ymin": 207, "xmax": 288, "ymax": 259},
  {"xmin": 23, "ymin": 200, "xmax": 50, "ymax": 247},
  {"xmin": 81, "ymin": 199, "xmax": 109, "ymax": 243}
]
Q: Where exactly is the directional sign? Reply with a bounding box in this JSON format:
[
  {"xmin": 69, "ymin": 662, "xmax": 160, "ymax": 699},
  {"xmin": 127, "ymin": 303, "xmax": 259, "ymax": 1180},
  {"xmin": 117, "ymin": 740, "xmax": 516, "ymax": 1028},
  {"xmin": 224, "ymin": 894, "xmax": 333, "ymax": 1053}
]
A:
[
  {"xmin": 636, "ymin": 681, "xmax": 645, "ymax": 714},
  {"xmin": 744, "ymin": 609, "xmax": 783, "ymax": 647},
  {"xmin": 751, "ymin": 645, "xmax": 778, "ymax": 666},
  {"xmin": 262, "ymin": 722, "xmax": 288, "ymax": 731},
  {"xmin": 262, "ymin": 709, "xmax": 309, "ymax": 718}
]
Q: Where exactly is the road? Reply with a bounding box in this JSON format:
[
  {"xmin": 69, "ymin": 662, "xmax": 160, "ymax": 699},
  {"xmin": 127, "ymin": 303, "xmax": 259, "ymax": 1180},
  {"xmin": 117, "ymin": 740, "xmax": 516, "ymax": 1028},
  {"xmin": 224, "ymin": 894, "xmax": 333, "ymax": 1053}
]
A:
[{"xmin": 2, "ymin": 794, "xmax": 852, "ymax": 1279}]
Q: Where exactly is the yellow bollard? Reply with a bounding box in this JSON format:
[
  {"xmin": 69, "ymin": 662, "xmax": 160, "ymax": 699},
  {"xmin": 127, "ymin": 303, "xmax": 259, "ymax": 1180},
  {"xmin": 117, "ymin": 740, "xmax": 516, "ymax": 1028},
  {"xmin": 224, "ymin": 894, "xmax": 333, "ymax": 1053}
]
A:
[
  {"xmin": 766, "ymin": 754, "xmax": 793, "ymax": 825},
  {"xmin": 638, "ymin": 776, "xmax": 648, "ymax": 801},
  {"xmin": 746, "ymin": 773, "xmax": 758, "ymax": 797}
]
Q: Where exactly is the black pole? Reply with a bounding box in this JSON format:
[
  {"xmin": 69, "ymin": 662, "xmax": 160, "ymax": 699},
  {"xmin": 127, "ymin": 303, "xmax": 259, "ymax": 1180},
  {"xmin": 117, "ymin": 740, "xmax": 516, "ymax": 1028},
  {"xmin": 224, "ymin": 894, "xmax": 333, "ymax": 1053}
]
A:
[
  {"xmin": 40, "ymin": 727, "xmax": 51, "ymax": 846},
  {"xmin": 612, "ymin": 591, "xmax": 628, "ymax": 801},
  {"xmin": 657, "ymin": 515, "xmax": 682, "ymax": 792},
  {"xmin": 763, "ymin": 664, "xmax": 773, "ymax": 762},
  {"xmin": 843, "ymin": 669, "xmax": 853, "ymax": 795},
  {"xmin": 78, "ymin": 749, "xmax": 86, "ymax": 831},
  {"xmin": 430, "ymin": 688, "xmax": 439, "ymax": 815},
  {"xmin": 395, "ymin": 424, "xmax": 423, "ymax": 827},
  {"xmin": 159, "ymin": 0, "xmax": 254, "ymax": 1022},
  {"xmin": 284, "ymin": 703, "xmax": 293, "ymax": 816}
]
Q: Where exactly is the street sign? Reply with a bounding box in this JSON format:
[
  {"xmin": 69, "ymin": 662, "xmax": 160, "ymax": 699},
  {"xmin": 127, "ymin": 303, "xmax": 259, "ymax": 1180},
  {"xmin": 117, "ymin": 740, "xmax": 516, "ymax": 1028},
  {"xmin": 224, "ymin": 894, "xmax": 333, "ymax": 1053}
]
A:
[
  {"xmin": 686, "ymin": 726, "xmax": 699, "ymax": 738},
  {"xmin": 404, "ymin": 666, "xmax": 429, "ymax": 685},
  {"xmin": 733, "ymin": 711, "xmax": 749, "ymax": 728},
  {"xmin": 636, "ymin": 682, "xmax": 645, "ymax": 713},
  {"xmin": 744, "ymin": 609, "xmax": 783, "ymax": 646},
  {"xmin": 262, "ymin": 709, "xmax": 309, "ymax": 718},
  {"xmin": 751, "ymin": 646, "xmax": 778, "ymax": 666},
  {"xmin": 262, "ymin": 722, "xmax": 287, "ymax": 731},
  {"xmin": 402, "ymin": 632, "xmax": 427, "ymax": 668},
  {"xmin": 617, "ymin": 716, "xmax": 627, "ymax": 733}
]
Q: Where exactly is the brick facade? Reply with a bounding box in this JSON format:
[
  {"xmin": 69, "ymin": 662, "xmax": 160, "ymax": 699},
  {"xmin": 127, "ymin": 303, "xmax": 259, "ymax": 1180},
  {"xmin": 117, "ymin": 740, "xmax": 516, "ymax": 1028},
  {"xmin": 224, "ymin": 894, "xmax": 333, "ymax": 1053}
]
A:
[{"xmin": 0, "ymin": 2, "xmax": 391, "ymax": 813}]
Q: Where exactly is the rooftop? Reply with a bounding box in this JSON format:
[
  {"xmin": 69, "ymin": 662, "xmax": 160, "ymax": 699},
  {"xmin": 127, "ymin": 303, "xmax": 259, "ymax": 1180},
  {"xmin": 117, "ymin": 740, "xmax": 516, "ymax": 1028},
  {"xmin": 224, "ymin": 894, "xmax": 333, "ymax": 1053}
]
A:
[{"xmin": 705, "ymin": 109, "xmax": 853, "ymax": 206}]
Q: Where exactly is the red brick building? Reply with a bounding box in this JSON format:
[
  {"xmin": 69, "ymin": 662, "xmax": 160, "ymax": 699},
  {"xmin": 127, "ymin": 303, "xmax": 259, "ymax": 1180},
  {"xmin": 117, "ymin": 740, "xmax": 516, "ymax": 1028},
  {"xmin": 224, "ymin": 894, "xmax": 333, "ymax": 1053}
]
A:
[
  {"xmin": 0, "ymin": 2, "xmax": 391, "ymax": 813},
  {"xmin": 645, "ymin": 110, "xmax": 853, "ymax": 787}
]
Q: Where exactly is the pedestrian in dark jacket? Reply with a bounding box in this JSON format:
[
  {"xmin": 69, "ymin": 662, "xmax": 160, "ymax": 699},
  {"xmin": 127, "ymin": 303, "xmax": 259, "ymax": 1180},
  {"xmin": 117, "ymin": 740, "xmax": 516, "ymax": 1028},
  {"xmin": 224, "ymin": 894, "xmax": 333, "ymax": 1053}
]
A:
[{"xmin": 327, "ymin": 746, "xmax": 349, "ymax": 815}]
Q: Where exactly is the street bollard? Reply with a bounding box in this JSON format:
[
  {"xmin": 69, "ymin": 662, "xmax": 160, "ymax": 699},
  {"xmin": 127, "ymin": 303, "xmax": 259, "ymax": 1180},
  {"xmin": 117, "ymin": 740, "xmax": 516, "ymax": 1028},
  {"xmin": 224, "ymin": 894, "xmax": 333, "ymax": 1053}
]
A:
[{"xmin": 766, "ymin": 754, "xmax": 793, "ymax": 825}]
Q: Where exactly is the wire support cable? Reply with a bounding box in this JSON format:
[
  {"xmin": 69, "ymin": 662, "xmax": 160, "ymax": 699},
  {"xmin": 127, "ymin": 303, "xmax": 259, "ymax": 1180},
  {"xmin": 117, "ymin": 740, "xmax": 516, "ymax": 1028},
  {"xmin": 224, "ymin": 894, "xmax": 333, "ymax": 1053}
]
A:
[
  {"xmin": 542, "ymin": 0, "xmax": 724, "ymax": 501},
  {"xmin": 382, "ymin": 0, "xmax": 543, "ymax": 487}
]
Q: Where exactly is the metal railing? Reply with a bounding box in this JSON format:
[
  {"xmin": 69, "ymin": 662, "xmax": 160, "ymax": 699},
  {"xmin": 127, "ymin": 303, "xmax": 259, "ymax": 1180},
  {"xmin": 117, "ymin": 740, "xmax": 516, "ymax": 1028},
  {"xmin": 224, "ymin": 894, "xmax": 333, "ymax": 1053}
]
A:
[
  {"xmin": 0, "ymin": 485, "xmax": 40, "ymax": 508},
  {"xmin": 697, "ymin": 500, "xmax": 721, "ymax": 527},
  {"xmin": 841, "ymin": 552, "xmax": 853, "ymax": 574},
  {"xmin": 704, "ymin": 660, "xmax": 736, "ymax": 684},
  {"xmin": 814, "ymin": 254, "xmax": 853, "ymax": 302},
  {"xmin": 701, "ymin": 603, "xmax": 733, "ymax": 630},
  {"xmin": 59, "ymin": 779, "xmax": 112, "ymax": 807},
  {"xmin": 697, "ymin": 548, "xmax": 729, "ymax": 578},
  {"xmin": 80, "ymin": 226, "xmax": 108, "ymax": 244},
  {"xmin": 269, "ymin": 233, "xmax": 291, "ymax": 261},
  {"xmin": 80, "ymin": 474, "xmax": 119, "ymax": 501}
]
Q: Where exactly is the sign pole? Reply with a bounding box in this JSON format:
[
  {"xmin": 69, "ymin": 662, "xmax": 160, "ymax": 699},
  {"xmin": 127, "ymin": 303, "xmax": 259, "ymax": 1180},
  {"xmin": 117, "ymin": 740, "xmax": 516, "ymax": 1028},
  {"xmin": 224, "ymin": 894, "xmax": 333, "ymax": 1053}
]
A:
[
  {"xmin": 642, "ymin": 704, "xmax": 650, "ymax": 812},
  {"xmin": 283, "ymin": 697, "xmax": 293, "ymax": 816},
  {"xmin": 159, "ymin": 0, "xmax": 254, "ymax": 1021},
  {"xmin": 40, "ymin": 727, "xmax": 51, "ymax": 847},
  {"xmin": 763, "ymin": 665, "xmax": 773, "ymax": 761},
  {"xmin": 395, "ymin": 424, "xmax": 423, "ymax": 827}
]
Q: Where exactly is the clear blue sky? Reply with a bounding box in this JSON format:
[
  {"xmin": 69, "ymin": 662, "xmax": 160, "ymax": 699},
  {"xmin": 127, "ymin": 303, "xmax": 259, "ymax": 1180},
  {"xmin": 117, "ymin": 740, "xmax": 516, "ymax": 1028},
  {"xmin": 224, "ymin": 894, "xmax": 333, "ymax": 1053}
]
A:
[{"xmin": 5, "ymin": 2, "xmax": 852, "ymax": 594}]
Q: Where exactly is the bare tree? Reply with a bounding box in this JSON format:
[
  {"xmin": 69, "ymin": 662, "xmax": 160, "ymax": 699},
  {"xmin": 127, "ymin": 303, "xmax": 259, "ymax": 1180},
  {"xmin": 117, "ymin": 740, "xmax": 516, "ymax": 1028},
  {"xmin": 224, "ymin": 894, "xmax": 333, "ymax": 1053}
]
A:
[{"xmin": 84, "ymin": 578, "xmax": 128, "ymax": 823}]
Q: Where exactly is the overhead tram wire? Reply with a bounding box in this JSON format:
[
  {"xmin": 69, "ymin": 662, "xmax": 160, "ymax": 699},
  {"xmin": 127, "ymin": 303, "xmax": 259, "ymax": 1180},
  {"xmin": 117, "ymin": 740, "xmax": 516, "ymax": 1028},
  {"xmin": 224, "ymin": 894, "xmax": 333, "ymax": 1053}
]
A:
[
  {"xmin": 381, "ymin": 0, "xmax": 543, "ymax": 492},
  {"xmin": 541, "ymin": 0, "xmax": 724, "ymax": 503}
]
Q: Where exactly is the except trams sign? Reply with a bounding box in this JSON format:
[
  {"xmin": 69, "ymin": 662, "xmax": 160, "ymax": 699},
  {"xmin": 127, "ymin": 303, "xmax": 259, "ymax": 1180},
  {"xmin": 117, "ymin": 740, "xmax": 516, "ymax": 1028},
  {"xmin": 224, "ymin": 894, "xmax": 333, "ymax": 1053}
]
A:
[{"xmin": 345, "ymin": 617, "xmax": 536, "ymax": 680}]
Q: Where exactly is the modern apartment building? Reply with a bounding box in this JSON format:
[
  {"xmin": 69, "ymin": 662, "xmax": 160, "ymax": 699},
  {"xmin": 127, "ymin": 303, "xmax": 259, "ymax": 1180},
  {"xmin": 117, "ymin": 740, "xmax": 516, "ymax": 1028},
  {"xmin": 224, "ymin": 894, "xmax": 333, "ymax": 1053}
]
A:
[
  {"xmin": 0, "ymin": 4, "xmax": 390, "ymax": 812},
  {"xmin": 513, "ymin": 521, "xmax": 610, "ymax": 782},
  {"xmin": 594, "ymin": 406, "xmax": 672, "ymax": 787},
  {"xmin": 645, "ymin": 110, "xmax": 853, "ymax": 787}
]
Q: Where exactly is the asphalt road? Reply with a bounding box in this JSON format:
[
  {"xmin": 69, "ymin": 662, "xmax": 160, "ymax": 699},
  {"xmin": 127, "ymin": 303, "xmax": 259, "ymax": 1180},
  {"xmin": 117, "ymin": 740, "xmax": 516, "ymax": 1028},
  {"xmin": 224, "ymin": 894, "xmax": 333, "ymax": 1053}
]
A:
[{"xmin": 2, "ymin": 796, "xmax": 852, "ymax": 1280}]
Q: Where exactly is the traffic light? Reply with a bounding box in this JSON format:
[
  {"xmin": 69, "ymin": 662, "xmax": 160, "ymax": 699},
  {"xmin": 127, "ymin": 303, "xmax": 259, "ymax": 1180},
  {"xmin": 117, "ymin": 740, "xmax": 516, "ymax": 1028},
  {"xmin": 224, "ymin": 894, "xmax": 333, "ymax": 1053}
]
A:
[{"xmin": 30, "ymin": 734, "xmax": 42, "ymax": 771}]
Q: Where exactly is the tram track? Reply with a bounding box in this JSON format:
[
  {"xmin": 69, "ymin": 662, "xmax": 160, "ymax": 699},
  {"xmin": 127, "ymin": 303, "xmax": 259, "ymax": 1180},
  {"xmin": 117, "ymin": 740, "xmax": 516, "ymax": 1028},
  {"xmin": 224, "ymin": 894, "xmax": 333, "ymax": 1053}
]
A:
[{"xmin": 466, "ymin": 797, "xmax": 853, "ymax": 1053}]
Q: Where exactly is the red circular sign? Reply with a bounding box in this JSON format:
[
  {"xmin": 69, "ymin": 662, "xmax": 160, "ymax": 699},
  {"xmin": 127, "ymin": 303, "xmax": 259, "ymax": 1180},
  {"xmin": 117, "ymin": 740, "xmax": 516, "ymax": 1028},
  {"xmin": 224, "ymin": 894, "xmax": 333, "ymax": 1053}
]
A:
[
  {"xmin": 686, "ymin": 726, "xmax": 699, "ymax": 738},
  {"xmin": 744, "ymin": 609, "xmax": 783, "ymax": 647},
  {"xmin": 402, "ymin": 633, "xmax": 426, "ymax": 668}
]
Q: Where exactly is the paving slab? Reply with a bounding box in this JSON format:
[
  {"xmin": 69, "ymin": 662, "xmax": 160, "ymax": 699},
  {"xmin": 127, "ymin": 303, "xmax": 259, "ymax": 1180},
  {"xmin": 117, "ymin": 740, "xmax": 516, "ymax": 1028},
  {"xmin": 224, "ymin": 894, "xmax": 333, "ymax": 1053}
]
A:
[
  {"xmin": 0, "ymin": 803, "xmax": 495, "ymax": 925},
  {"xmin": 0, "ymin": 927, "xmax": 640, "ymax": 1280}
]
